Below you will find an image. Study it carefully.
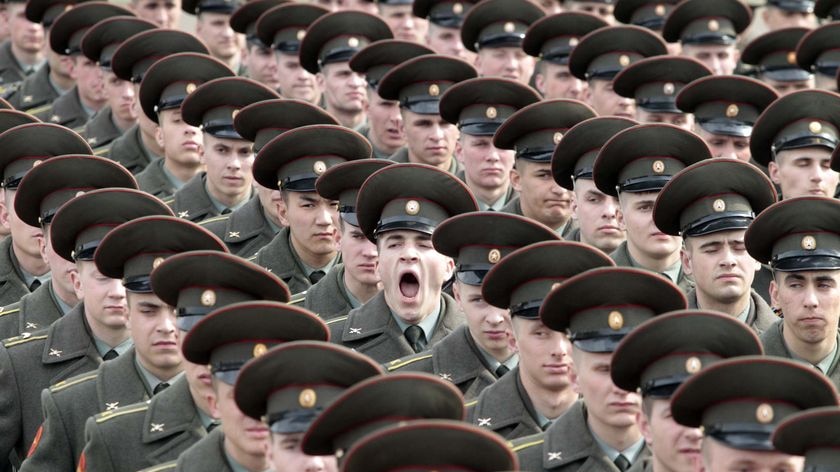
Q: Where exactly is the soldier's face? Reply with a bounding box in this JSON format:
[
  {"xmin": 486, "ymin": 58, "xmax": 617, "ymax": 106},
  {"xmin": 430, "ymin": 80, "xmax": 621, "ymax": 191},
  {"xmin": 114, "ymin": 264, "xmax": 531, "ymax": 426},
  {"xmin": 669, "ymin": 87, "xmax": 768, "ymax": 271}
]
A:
[
  {"xmin": 104, "ymin": 71, "xmax": 137, "ymax": 126},
  {"xmin": 196, "ymin": 12, "xmax": 239, "ymax": 61},
  {"xmin": 587, "ymin": 79, "xmax": 635, "ymax": 118},
  {"xmin": 770, "ymin": 270, "xmax": 840, "ymax": 353},
  {"xmin": 379, "ymin": 4, "xmax": 427, "ymax": 43},
  {"xmin": 768, "ymin": 146, "xmax": 837, "ymax": 199},
  {"xmin": 72, "ymin": 55, "xmax": 106, "ymax": 108},
  {"xmin": 635, "ymin": 110, "xmax": 694, "ymax": 130},
  {"xmin": 1, "ymin": 189, "xmax": 43, "ymax": 262},
  {"xmin": 365, "ymin": 91, "xmax": 404, "ymax": 155},
  {"xmin": 694, "ymin": 128, "xmax": 750, "ymax": 162},
  {"xmin": 377, "ymin": 230, "xmax": 454, "ymax": 323},
  {"xmin": 682, "ymin": 230, "xmax": 759, "ymax": 309},
  {"xmin": 72, "ymin": 260, "xmax": 128, "ymax": 331},
  {"xmin": 278, "ymin": 191, "xmax": 340, "ymax": 260},
  {"xmin": 211, "ymin": 380, "xmax": 271, "ymax": 461},
  {"xmin": 426, "ymin": 24, "xmax": 473, "ymax": 62},
  {"xmin": 681, "ymin": 44, "xmax": 738, "ymax": 76},
  {"xmin": 127, "ymin": 292, "xmax": 181, "ymax": 376},
  {"xmin": 39, "ymin": 227, "xmax": 77, "ymax": 306},
  {"xmin": 180, "ymin": 326, "xmax": 217, "ymax": 420},
  {"xmin": 566, "ymin": 0, "xmax": 616, "ymax": 25},
  {"xmin": 131, "ymin": 0, "xmax": 181, "ymax": 29},
  {"xmin": 156, "ymin": 108, "xmax": 203, "ymax": 166},
  {"xmin": 814, "ymin": 73, "xmax": 838, "ymax": 93},
  {"xmin": 201, "ymin": 135, "xmax": 254, "ymax": 207},
  {"xmin": 639, "ymin": 399, "xmax": 703, "ymax": 472},
  {"xmin": 572, "ymin": 348, "xmax": 641, "ymax": 430},
  {"xmin": 512, "ymin": 317, "xmax": 575, "ymax": 391},
  {"xmin": 313, "ymin": 0, "xmax": 377, "ymax": 13},
  {"xmin": 338, "ymin": 221, "xmax": 380, "ymax": 288},
  {"xmin": 317, "ymin": 62, "xmax": 367, "ymax": 115},
  {"xmin": 243, "ymin": 44, "xmax": 280, "ymax": 91},
  {"xmin": 762, "ymin": 77, "xmax": 814, "ymax": 97},
  {"xmin": 475, "ymin": 47, "xmax": 535, "ymax": 84},
  {"xmin": 762, "ymin": 6, "xmax": 817, "ymax": 30},
  {"xmin": 400, "ymin": 110, "xmax": 458, "ymax": 169},
  {"xmin": 276, "ymin": 52, "xmax": 320, "ymax": 103},
  {"xmin": 455, "ymin": 134, "xmax": 514, "ymax": 196},
  {"xmin": 270, "ymin": 432, "xmax": 338, "ymax": 472},
  {"xmin": 6, "ymin": 3, "xmax": 43, "ymax": 54},
  {"xmin": 701, "ymin": 438, "xmax": 803, "ymax": 472},
  {"xmin": 535, "ymin": 62, "xmax": 588, "ymax": 101},
  {"xmin": 572, "ymin": 178, "xmax": 624, "ymax": 254},
  {"xmin": 511, "ymin": 160, "xmax": 574, "ymax": 231},
  {"xmin": 454, "ymin": 281, "xmax": 513, "ymax": 358},
  {"xmin": 618, "ymin": 191, "xmax": 682, "ymax": 262}
]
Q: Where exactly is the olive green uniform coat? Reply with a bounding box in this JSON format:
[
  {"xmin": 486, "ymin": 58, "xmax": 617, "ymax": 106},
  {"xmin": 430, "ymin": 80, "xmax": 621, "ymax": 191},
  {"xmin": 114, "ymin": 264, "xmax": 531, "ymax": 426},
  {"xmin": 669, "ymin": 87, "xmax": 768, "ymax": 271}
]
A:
[
  {"xmin": 610, "ymin": 241, "xmax": 694, "ymax": 294},
  {"xmin": 465, "ymin": 365, "xmax": 545, "ymax": 440},
  {"xmin": 303, "ymin": 264, "xmax": 358, "ymax": 321},
  {"xmin": 81, "ymin": 106, "xmax": 123, "ymax": 152},
  {"xmin": 0, "ymin": 41, "xmax": 27, "ymax": 93},
  {"xmin": 0, "ymin": 236, "xmax": 34, "ymax": 307},
  {"xmin": 201, "ymin": 197, "xmax": 277, "ymax": 258},
  {"xmin": 33, "ymin": 86, "xmax": 89, "ymax": 129},
  {"xmin": 105, "ymin": 124, "xmax": 157, "ymax": 174},
  {"xmin": 686, "ymin": 289, "xmax": 778, "ymax": 336},
  {"xmin": 252, "ymin": 226, "xmax": 324, "ymax": 295},
  {"xmin": 136, "ymin": 158, "xmax": 177, "ymax": 199},
  {"xmin": 0, "ymin": 280, "xmax": 64, "ymax": 340},
  {"xmin": 4, "ymin": 64, "xmax": 58, "ymax": 112},
  {"xmin": 500, "ymin": 197, "xmax": 578, "ymax": 239},
  {"xmin": 760, "ymin": 320, "xmax": 840, "ymax": 389},
  {"xmin": 172, "ymin": 428, "xmax": 233, "ymax": 472},
  {"xmin": 166, "ymin": 172, "xmax": 229, "ymax": 223}
]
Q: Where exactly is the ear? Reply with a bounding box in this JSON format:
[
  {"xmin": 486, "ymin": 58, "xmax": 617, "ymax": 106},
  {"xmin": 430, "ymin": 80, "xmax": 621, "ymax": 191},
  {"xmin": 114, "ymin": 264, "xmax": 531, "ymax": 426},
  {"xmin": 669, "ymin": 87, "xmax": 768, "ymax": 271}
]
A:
[
  {"xmin": 62, "ymin": 55, "xmax": 77, "ymax": 80},
  {"xmin": 276, "ymin": 195, "xmax": 290, "ymax": 227},
  {"xmin": 638, "ymin": 409, "xmax": 654, "ymax": 446},
  {"xmin": 767, "ymin": 160, "xmax": 781, "ymax": 185},
  {"xmin": 769, "ymin": 278, "xmax": 779, "ymax": 309},
  {"xmin": 154, "ymin": 123, "xmax": 165, "ymax": 150},
  {"xmin": 509, "ymin": 167, "xmax": 522, "ymax": 193},
  {"xmin": 0, "ymin": 193, "xmax": 10, "ymax": 233},
  {"xmin": 38, "ymin": 231, "xmax": 48, "ymax": 263},
  {"xmin": 534, "ymin": 73, "xmax": 546, "ymax": 95},
  {"xmin": 454, "ymin": 139, "xmax": 464, "ymax": 165},
  {"xmin": 442, "ymin": 256, "xmax": 455, "ymax": 281},
  {"xmin": 315, "ymin": 72, "xmax": 325, "ymax": 90},
  {"xmin": 70, "ymin": 264, "xmax": 84, "ymax": 300},
  {"xmin": 206, "ymin": 390, "xmax": 220, "ymax": 419},
  {"xmin": 616, "ymin": 205, "xmax": 626, "ymax": 231},
  {"xmin": 451, "ymin": 280, "xmax": 461, "ymax": 303},
  {"xmin": 680, "ymin": 246, "xmax": 693, "ymax": 277}
]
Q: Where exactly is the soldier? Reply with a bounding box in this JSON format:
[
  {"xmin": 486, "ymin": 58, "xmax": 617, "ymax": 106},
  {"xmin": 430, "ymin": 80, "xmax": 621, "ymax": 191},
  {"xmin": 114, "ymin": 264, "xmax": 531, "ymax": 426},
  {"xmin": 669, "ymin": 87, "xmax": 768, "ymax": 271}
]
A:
[
  {"xmin": 229, "ymin": 0, "xmax": 282, "ymax": 90},
  {"xmin": 304, "ymin": 160, "xmax": 392, "ymax": 320},
  {"xmin": 593, "ymin": 123, "xmax": 711, "ymax": 293},
  {"xmin": 412, "ymin": 0, "xmax": 476, "ymax": 62},
  {"xmin": 671, "ymin": 357, "xmax": 839, "ymax": 471},
  {"xmin": 0, "ymin": 0, "xmax": 45, "ymax": 92},
  {"xmin": 32, "ymin": 3, "xmax": 132, "ymax": 129},
  {"xmin": 341, "ymin": 419, "xmax": 519, "ymax": 472},
  {"xmin": 378, "ymin": 0, "xmax": 427, "ymax": 43},
  {"xmin": 512, "ymin": 267, "xmax": 688, "ymax": 471},
  {"xmin": 78, "ymin": 17, "xmax": 156, "ymax": 153},
  {"xmin": 302, "ymin": 373, "xmax": 466, "ymax": 463},
  {"xmin": 349, "ymin": 39, "xmax": 434, "ymax": 160},
  {"xmin": 745, "ymin": 197, "xmax": 840, "ymax": 387},
  {"xmin": 467, "ymin": 241, "xmax": 614, "ymax": 439},
  {"xmin": 773, "ymin": 406, "xmax": 840, "ymax": 471},
  {"xmin": 741, "ymin": 28, "xmax": 813, "ymax": 96},
  {"xmin": 494, "ymin": 98, "xmax": 596, "ymax": 233},
  {"xmin": 298, "ymin": 10, "xmax": 393, "ymax": 129},
  {"xmin": 661, "ymin": 0, "xmax": 752, "ymax": 76},
  {"xmin": 796, "ymin": 23, "xmax": 840, "ymax": 92},
  {"xmin": 80, "ymin": 251, "xmax": 292, "ymax": 471},
  {"xmin": 611, "ymin": 310, "xmax": 764, "ymax": 472},
  {"xmin": 327, "ymin": 163, "xmax": 476, "ymax": 363},
  {"xmin": 174, "ymin": 76, "xmax": 279, "ymax": 222},
  {"xmin": 251, "ymin": 125, "xmax": 371, "ymax": 294},
  {"xmin": 552, "ymin": 116, "xmax": 636, "ymax": 253},
  {"xmin": 523, "ymin": 12, "xmax": 607, "ymax": 101},
  {"xmin": 0, "ymin": 155, "xmax": 138, "ymax": 340},
  {"xmin": 459, "ymin": 0, "xmax": 544, "ymax": 84},
  {"xmin": 750, "ymin": 89, "xmax": 840, "ymax": 199},
  {"xmin": 127, "ymin": 0, "xmax": 181, "ymax": 28},
  {"xmin": 170, "ymin": 301, "xmax": 330, "ymax": 471},
  {"xmin": 567, "ymin": 25, "xmax": 667, "ymax": 118},
  {"xmin": 21, "ymin": 216, "xmax": 227, "ymax": 472},
  {"xmin": 387, "ymin": 212, "xmax": 558, "ymax": 400},
  {"xmin": 741, "ymin": 0, "xmax": 817, "ymax": 49},
  {"xmin": 135, "ymin": 52, "xmax": 235, "ymax": 199},
  {"xmin": 565, "ymin": 0, "xmax": 616, "ymax": 24},
  {"xmin": 654, "ymin": 160, "xmax": 779, "ymax": 334},
  {"xmin": 181, "ymin": 0, "xmax": 241, "ymax": 72},
  {"xmin": 439, "ymin": 76, "xmax": 539, "ymax": 207},
  {"xmin": 675, "ymin": 75, "xmax": 778, "ymax": 161},
  {"xmin": 107, "ymin": 29, "xmax": 210, "ymax": 174},
  {"xmin": 254, "ymin": 3, "xmax": 327, "ymax": 104},
  {"xmin": 613, "ymin": 0, "xmax": 679, "ymax": 32},
  {"xmin": 204, "ymin": 98, "xmax": 339, "ymax": 257},
  {"xmin": 0, "ymin": 188, "xmax": 170, "ymax": 469},
  {"xmin": 234, "ymin": 341, "xmax": 383, "ymax": 472},
  {"xmin": 0, "ymin": 123, "xmax": 92, "ymax": 307},
  {"xmin": 379, "ymin": 54, "xmax": 477, "ymax": 172},
  {"xmin": 612, "ymin": 56, "xmax": 712, "ymax": 129}
]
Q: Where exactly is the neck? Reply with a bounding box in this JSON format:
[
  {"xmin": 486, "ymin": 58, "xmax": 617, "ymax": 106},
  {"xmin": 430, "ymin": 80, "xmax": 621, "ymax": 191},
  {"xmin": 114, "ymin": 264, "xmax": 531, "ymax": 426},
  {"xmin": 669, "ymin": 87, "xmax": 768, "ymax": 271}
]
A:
[
  {"xmin": 11, "ymin": 44, "xmax": 42, "ymax": 67},
  {"xmin": 207, "ymin": 182, "xmax": 250, "ymax": 210},
  {"xmin": 163, "ymin": 158, "xmax": 201, "ymax": 185},
  {"xmin": 472, "ymin": 332, "xmax": 514, "ymax": 363},
  {"xmin": 85, "ymin": 310, "xmax": 129, "ymax": 349},
  {"xmin": 140, "ymin": 124, "xmax": 164, "ymax": 156},
  {"xmin": 696, "ymin": 289, "xmax": 750, "ymax": 318},
  {"xmin": 328, "ymin": 105, "xmax": 364, "ymax": 129},
  {"xmin": 220, "ymin": 52, "xmax": 240, "ymax": 73},
  {"xmin": 224, "ymin": 437, "xmax": 268, "ymax": 472},
  {"xmin": 138, "ymin": 353, "xmax": 182, "ymax": 382},
  {"xmin": 262, "ymin": 207, "xmax": 281, "ymax": 228},
  {"xmin": 626, "ymin": 242, "xmax": 680, "ymax": 273},
  {"xmin": 587, "ymin": 408, "xmax": 642, "ymax": 452},
  {"xmin": 13, "ymin": 244, "xmax": 48, "ymax": 277},
  {"xmin": 49, "ymin": 68, "xmax": 74, "ymax": 92},
  {"xmin": 343, "ymin": 270, "xmax": 379, "ymax": 304},
  {"xmin": 290, "ymin": 232, "xmax": 335, "ymax": 270},
  {"xmin": 370, "ymin": 135, "xmax": 401, "ymax": 157},
  {"xmin": 519, "ymin": 369, "xmax": 577, "ymax": 420},
  {"xmin": 53, "ymin": 281, "xmax": 79, "ymax": 307},
  {"xmin": 78, "ymin": 92, "xmax": 106, "ymax": 113},
  {"xmin": 111, "ymin": 111, "xmax": 136, "ymax": 133},
  {"xmin": 783, "ymin": 323, "xmax": 837, "ymax": 365},
  {"xmin": 467, "ymin": 177, "xmax": 508, "ymax": 209}
]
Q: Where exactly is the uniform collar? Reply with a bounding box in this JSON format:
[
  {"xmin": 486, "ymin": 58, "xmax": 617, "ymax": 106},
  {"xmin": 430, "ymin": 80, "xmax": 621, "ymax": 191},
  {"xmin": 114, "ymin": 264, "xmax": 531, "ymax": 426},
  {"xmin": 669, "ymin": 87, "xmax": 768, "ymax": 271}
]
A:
[
  {"xmin": 290, "ymin": 236, "xmax": 338, "ymax": 277},
  {"xmin": 206, "ymin": 180, "xmax": 253, "ymax": 214},
  {"xmin": 48, "ymin": 281, "xmax": 75, "ymax": 315},
  {"xmin": 134, "ymin": 355, "xmax": 183, "ymax": 396},
  {"xmin": 93, "ymin": 334, "xmax": 133, "ymax": 358},
  {"xmin": 591, "ymin": 429, "xmax": 646, "ymax": 463},
  {"xmin": 161, "ymin": 161, "xmax": 188, "ymax": 190},
  {"xmin": 391, "ymin": 300, "xmax": 442, "ymax": 342}
]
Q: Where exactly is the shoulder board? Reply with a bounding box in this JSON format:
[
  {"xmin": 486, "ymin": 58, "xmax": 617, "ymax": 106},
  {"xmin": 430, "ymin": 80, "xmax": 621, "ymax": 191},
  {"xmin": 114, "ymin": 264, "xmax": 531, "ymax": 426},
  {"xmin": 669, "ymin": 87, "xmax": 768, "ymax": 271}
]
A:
[
  {"xmin": 386, "ymin": 354, "xmax": 433, "ymax": 372},
  {"xmin": 464, "ymin": 399, "xmax": 478, "ymax": 408},
  {"xmin": 95, "ymin": 404, "xmax": 149, "ymax": 424},
  {"xmin": 325, "ymin": 315, "xmax": 348, "ymax": 326},
  {"xmin": 93, "ymin": 146, "xmax": 110, "ymax": 156},
  {"xmin": 25, "ymin": 103, "xmax": 51, "ymax": 116},
  {"xmin": 288, "ymin": 291, "xmax": 306, "ymax": 305},
  {"xmin": 511, "ymin": 438, "xmax": 544, "ymax": 453},
  {"xmin": 162, "ymin": 197, "xmax": 175, "ymax": 205},
  {"xmin": 139, "ymin": 462, "xmax": 177, "ymax": 472},
  {"xmin": 246, "ymin": 254, "xmax": 257, "ymax": 262},
  {"xmin": 71, "ymin": 125, "xmax": 84, "ymax": 134},
  {"xmin": 198, "ymin": 214, "xmax": 228, "ymax": 226},
  {"xmin": 0, "ymin": 306, "xmax": 21, "ymax": 317},
  {"xmin": 50, "ymin": 372, "xmax": 97, "ymax": 393},
  {"xmin": 4, "ymin": 333, "xmax": 47, "ymax": 347}
]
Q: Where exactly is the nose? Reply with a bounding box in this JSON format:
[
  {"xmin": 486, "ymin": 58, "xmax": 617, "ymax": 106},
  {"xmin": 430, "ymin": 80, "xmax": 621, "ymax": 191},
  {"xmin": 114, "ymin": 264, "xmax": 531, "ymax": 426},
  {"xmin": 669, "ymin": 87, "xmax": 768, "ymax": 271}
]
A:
[{"xmin": 602, "ymin": 197, "xmax": 618, "ymax": 219}]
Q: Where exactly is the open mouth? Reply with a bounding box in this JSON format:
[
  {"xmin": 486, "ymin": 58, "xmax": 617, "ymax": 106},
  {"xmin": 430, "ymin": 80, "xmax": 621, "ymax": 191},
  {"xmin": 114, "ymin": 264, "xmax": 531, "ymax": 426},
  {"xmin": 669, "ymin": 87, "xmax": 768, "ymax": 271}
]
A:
[{"xmin": 399, "ymin": 272, "xmax": 420, "ymax": 299}]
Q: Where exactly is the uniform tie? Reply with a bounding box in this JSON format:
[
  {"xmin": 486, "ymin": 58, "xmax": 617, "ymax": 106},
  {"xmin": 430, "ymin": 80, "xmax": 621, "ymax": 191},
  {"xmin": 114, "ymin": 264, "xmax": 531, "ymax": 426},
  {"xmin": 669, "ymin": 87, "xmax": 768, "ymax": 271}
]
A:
[
  {"xmin": 103, "ymin": 349, "xmax": 119, "ymax": 361},
  {"xmin": 153, "ymin": 382, "xmax": 170, "ymax": 395},
  {"xmin": 309, "ymin": 270, "xmax": 326, "ymax": 284},
  {"xmin": 404, "ymin": 325, "xmax": 427, "ymax": 353},
  {"xmin": 29, "ymin": 279, "xmax": 41, "ymax": 291},
  {"xmin": 614, "ymin": 454, "xmax": 631, "ymax": 472},
  {"xmin": 221, "ymin": 208, "xmax": 232, "ymax": 215},
  {"xmin": 495, "ymin": 364, "xmax": 510, "ymax": 377}
]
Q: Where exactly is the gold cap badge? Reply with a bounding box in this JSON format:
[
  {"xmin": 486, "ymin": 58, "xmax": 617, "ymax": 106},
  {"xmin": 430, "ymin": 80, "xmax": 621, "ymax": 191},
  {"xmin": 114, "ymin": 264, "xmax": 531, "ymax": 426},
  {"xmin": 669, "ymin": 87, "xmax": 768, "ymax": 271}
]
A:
[
  {"xmin": 313, "ymin": 160, "xmax": 327, "ymax": 175},
  {"xmin": 429, "ymin": 84, "xmax": 440, "ymax": 96},
  {"xmin": 801, "ymin": 235, "xmax": 817, "ymax": 251},
  {"xmin": 453, "ymin": 2, "xmax": 463, "ymax": 14},
  {"xmin": 685, "ymin": 356, "xmax": 702, "ymax": 374},
  {"xmin": 713, "ymin": 198, "xmax": 726, "ymax": 212},
  {"xmin": 553, "ymin": 131, "xmax": 563, "ymax": 144},
  {"xmin": 663, "ymin": 82, "xmax": 675, "ymax": 95},
  {"xmin": 652, "ymin": 160, "xmax": 665, "ymax": 174},
  {"xmin": 405, "ymin": 200, "xmax": 420, "ymax": 215},
  {"xmin": 503, "ymin": 21, "xmax": 515, "ymax": 33},
  {"xmin": 253, "ymin": 343, "xmax": 267, "ymax": 357},
  {"xmin": 608, "ymin": 311, "xmax": 624, "ymax": 330},
  {"xmin": 708, "ymin": 19, "xmax": 720, "ymax": 31},
  {"xmin": 200, "ymin": 289, "xmax": 216, "ymax": 307},
  {"xmin": 297, "ymin": 29, "xmax": 305, "ymax": 41},
  {"xmin": 485, "ymin": 106, "xmax": 497, "ymax": 119},
  {"xmin": 299, "ymin": 388, "xmax": 317, "ymax": 408},
  {"xmin": 348, "ymin": 37, "xmax": 359, "ymax": 48},
  {"xmin": 725, "ymin": 104, "xmax": 739, "ymax": 118},
  {"xmin": 488, "ymin": 249, "xmax": 501, "ymax": 264},
  {"xmin": 619, "ymin": 54, "xmax": 630, "ymax": 67},
  {"xmin": 152, "ymin": 257, "xmax": 165, "ymax": 269},
  {"xmin": 655, "ymin": 4, "xmax": 666, "ymax": 15},
  {"xmin": 810, "ymin": 121, "xmax": 823, "ymax": 134},
  {"xmin": 756, "ymin": 403, "xmax": 774, "ymax": 424},
  {"xmin": 185, "ymin": 83, "xmax": 197, "ymax": 94}
]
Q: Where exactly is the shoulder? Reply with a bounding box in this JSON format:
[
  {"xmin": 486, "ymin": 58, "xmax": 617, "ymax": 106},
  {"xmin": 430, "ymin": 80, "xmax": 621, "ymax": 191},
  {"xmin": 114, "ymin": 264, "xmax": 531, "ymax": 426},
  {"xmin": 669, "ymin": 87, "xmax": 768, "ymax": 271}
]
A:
[
  {"xmin": 385, "ymin": 352, "xmax": 434, "ymax": 372},
  {"xmin": 91, "ymin": 402, "xmax": 149, "ymax": 426},
  {"xmin": 48, "ymin": 370, "xmax": 98, "ymax": 394},
  {"xmin": 3, "ymin": 330, "xmax": 48, "ymax": 348},
  {"xmin": 509, "ymin": 433, "xmax": 545, "ymax": 453}
]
